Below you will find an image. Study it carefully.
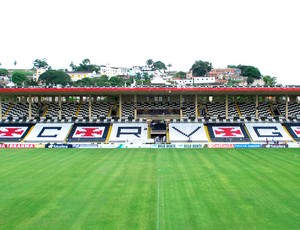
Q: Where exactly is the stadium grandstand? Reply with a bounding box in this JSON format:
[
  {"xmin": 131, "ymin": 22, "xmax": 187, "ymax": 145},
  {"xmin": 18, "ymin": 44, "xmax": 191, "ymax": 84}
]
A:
[{"xmin": 0, "ymin": 85, "xmax": 300, "ymax": 148}]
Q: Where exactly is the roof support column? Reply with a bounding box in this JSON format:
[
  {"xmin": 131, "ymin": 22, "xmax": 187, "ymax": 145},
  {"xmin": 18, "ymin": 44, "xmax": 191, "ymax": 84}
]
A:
[
  {"xmin": 180, "ymin": 94, "xmax": 183, "ymax": 119},
  {"xmin": 0, "ymin": 96, "xmax": 2, "ymax": 120},
  {"xmin": 134, "ymin": 94, "xmax": 137, "ymax": 120},
  {"xmin": 58, "ymin": 95, "xmax": 62, "ymax": 120},
  {"xmin": 225, "ymin": 94, "xmax": 228, "ymax": 119},
  {"xmin": 89, "ymin": 95, "xmax": 92, "ymax": 120},
  {"xmin": 285, "ymin": 95, "xmax": 289, "ymax": 119},
  {"xmin": 119, "ymin": 94, "xmax": 122, "ymax": 118},
  {"xmin": 28, "ymin": 95, "xmax": 32, "ymax": 119},
  {"xmin": 195, "ymin": 94, "xmax": 198, "ymax": 119},
  {"xmin": 255, "ymin": 95, "xmax": 259, "ymax": 119}
]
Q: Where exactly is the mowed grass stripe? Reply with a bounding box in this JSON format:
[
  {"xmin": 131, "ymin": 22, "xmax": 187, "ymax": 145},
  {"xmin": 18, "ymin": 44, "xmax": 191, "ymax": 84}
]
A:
[
  {"xmin": 241, "ymin": 149, "xmax": 300, "ymax": 186},
  {"xmin": 3, "ymin": 149, "xmax": 157, "ymax": 230},
  {"xmin": 161, "ymin": 149, "xmax": 215, "ymax": 229},
  {"xmin": 216, "ymin": 149, "xmax": 300, "ymax": 229},
  {"xmin": 0, "ymin": 149, "xmax": 61, "ymax": 178},
  {"xmin": 16, "ymin": 149, "xmax": 115, "ymax": 229},
  {"xmin": 205, "ymin": 150, "xmax": 251, "ymax": 228},
  {"xmin": 0, "ymin": 149, "xmax": 80, "ymax": 205},
  {"xmin": 0, "ymin": 148, "xmax": 299, "ymax": 230},
  {"xmin": 157, "ymin": 149, "xmax": 300, "ymax": 229},
  {"xmin": 1, "ymin": 149, "xmax": 108, "ymax": 229},
  {"xmin": 161, "ymin": 149, "xmax": 240, "ymax": 229}
]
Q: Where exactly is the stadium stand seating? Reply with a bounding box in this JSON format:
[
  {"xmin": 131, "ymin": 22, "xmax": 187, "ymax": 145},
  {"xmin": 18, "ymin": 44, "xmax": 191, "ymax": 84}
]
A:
[
  {"xmin": 1, "ymin": 102, "xmax": 10, "ymax": 116},
  {"xmin": 277, "ymin": 102, "xmax": 300, "ymax": 118},
  {"xmin": 61, "ymin": 102, "xmax": 80, "ymax": 117},
  {"xmin": 77, "ymin": 102, "xmax": 89, "ymax": 117},
  {"xmin": 121, "ymin": 102, "xmax": 135, "ymax": 118},
  {"xmin": 137, "ymin": 102, "xmax": 180, "ymax": 117},
  {"xmin": 92, "ymin": 102, "xmax": 114, "ymax": 118},
  {"xmin": 3, "ymin": 102, "xmax": 39, "ymax": 119},
  {"xmin": 1, "ymin": 94, "xmax": 300, "ymax": 144},
  {"xmin": 238, "ymin": 102, "xmax": 272, "ymax": 118},
  {"xmin": 182, "ymin": 102, "xmax": 196, "ymax": 118},
  {"xmin": 205, "ymin": 102, "xmax": 239, "ymax": 118},
  {"xmin": 45, "ymin": 102, "xmax": 60, "ymax": 118}
]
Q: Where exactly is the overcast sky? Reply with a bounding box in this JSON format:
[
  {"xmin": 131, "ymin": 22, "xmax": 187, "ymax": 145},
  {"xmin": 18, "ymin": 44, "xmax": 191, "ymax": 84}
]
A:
[{"xmin": 1, "ymin": 0, "xmax": 299, "ymax": 84}]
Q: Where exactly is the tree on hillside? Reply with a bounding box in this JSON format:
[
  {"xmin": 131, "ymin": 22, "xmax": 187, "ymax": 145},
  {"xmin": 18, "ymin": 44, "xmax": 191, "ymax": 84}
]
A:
[
  {"xmin": 263, "ymin": 75, "xmax": 277, "ymax": 87},
  {"xmin": 70, "ymin": 59, "xmax": 99, "ymax": 73},
  {"xmin": 33, "ymin": 58, "xmax": 50, "ymax": 69},
  {"xmin": 190, "ymin": 60, "xmax": 212, "ymax": 76},
  {"xmin": 146, "ymin": 59, "xmax": 154, "ymax": 69},
  {"xmin": 12, "ymin": 71, "xmax": 28, "ymax": 86},
  {"xmin": 153, "ymin": 61, "xmax": 167, "ymax": 71},
  {"xmin": 74, "ymin": 75, "xmax": 111, "ymax": 87},
  {"xmin": 176, "ymin": 71, "xmax": 186, "ymax": 79},
  {"xmin": 242, "ymin": 66, "xmax": 261, "ymax": 79},
  {"xmin": 0, "ymin": 68, "xmax": 8, "ymax": 76},
  {"xmin": 247, "ymin": 77, "xmax": 254, "ymax": 85},
  {"xmin": 109, "ymin": 76, "xmax": 124, "ymax": 86},
  {"xmin": 135, "ymin": 72, "xmax": 142, "ymax": 80},
  {"xmin": 95, "ymin": 75, "xmax": 110, "ymax": 86},
  {"xmin": 82, "ymin": 58, "xmax": 90, "ymax": 66},
  {"xmin": 228, "ymin": 64, "xmax": 261, "ymax": 79},
  {"xmin": 227, "ymin": 65, "xmax": 238, "ymax": 68},
  {"xmin": 228, "ymin": 64, "xmax": 261, "ymax": 85},
  {"xmin": 75, "ymin": 77, "xmax": 94, "ymax": 86},
  {"xmin": 226, "ymin": 79, "xmax": 239, "ymax": 87},
  {"xmin": 39, "ymin": 70, "xmax": 71, "ymax": 86},
  {"xmin": 145, "ymin": 59, "xmax": 168, "ymax": 71}
]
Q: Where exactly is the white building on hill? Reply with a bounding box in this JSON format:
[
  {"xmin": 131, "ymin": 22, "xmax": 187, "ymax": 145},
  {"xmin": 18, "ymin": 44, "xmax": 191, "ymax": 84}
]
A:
[
  {"xmin": 175, "ymin": 76, "xmax": 216, "ymax": 86},
  {"xmin": 99, "ymin": 64, "xmax": 129, "ymax": 78}
]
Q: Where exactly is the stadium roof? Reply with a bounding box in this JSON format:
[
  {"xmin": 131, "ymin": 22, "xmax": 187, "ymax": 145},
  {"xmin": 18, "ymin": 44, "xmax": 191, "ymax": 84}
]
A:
[{"xmin": 1, "ymin": 86, "xmax": 300, "ymax": 96}]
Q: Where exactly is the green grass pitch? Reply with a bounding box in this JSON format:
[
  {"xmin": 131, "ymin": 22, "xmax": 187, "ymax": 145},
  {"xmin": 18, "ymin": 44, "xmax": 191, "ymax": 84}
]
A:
[{"xmin": 0, "ymin": 148, "xmax": 299, "ymax": 229}]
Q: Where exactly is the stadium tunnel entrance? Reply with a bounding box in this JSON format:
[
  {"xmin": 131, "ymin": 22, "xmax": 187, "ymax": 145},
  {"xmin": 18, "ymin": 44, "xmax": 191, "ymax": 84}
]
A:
[{"xmin": 150, "ymin": 120, "xmax": 167, "ymax": 143}]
